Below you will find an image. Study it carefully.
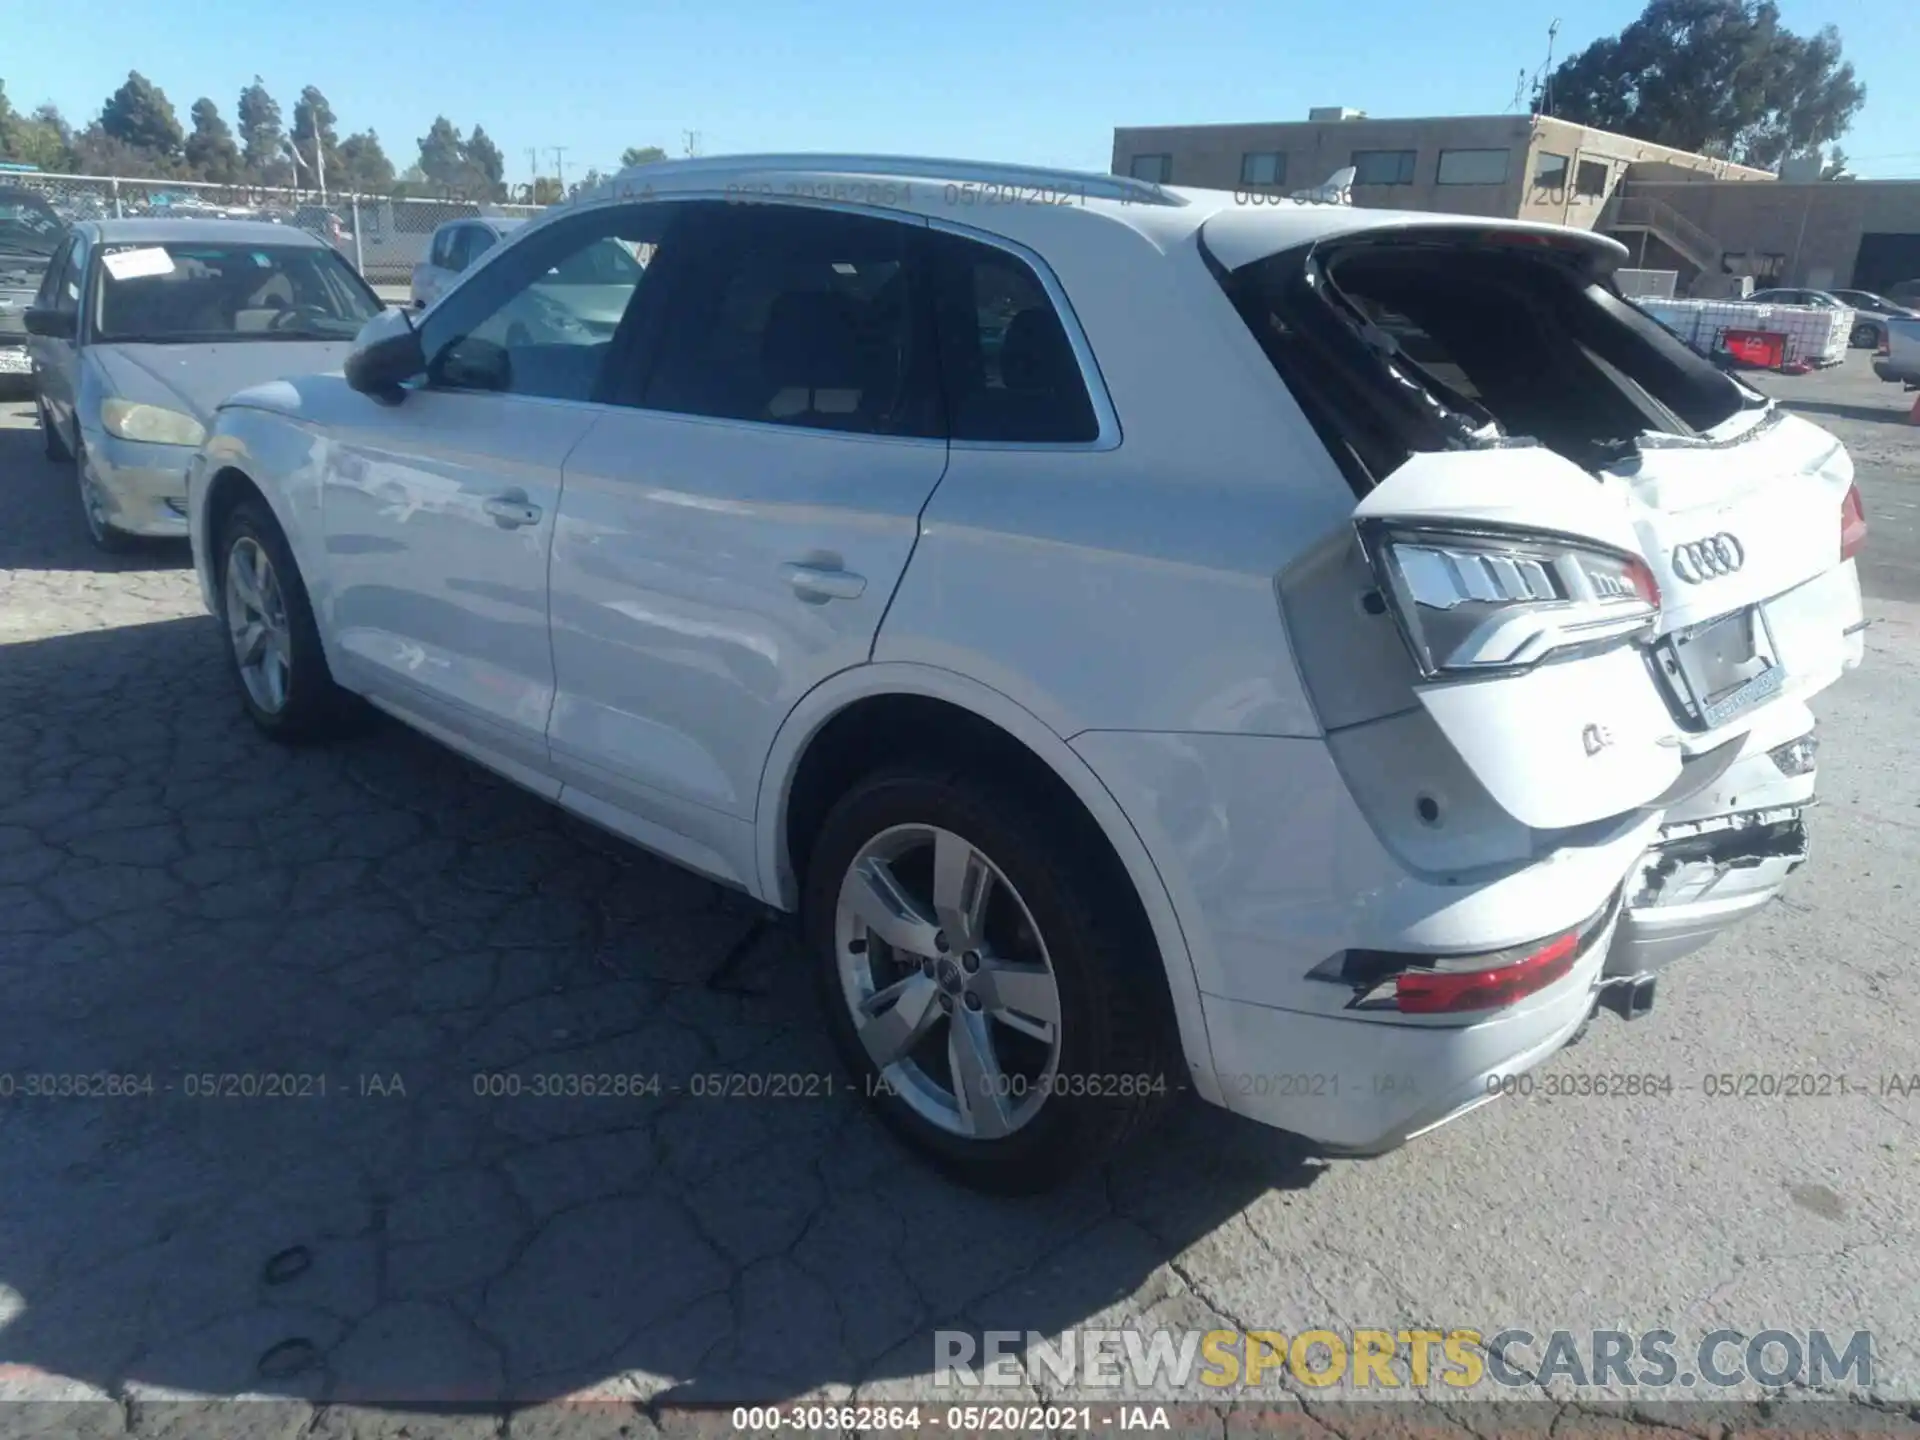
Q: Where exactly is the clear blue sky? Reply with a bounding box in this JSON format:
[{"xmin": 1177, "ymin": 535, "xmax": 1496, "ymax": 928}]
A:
[{"xmin": 12, "ymin": 0, "xmax": 1919, "ymax": 181}]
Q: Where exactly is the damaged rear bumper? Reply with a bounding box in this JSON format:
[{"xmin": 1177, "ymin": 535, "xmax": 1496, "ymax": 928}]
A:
[{"xmin": 1604, "ymin": 805, "xmax": 1808, "ymax": 978}]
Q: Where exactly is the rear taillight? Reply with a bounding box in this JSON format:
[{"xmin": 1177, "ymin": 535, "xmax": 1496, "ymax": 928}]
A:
[
  {"xmin": 1308, "ymin": 906, "xmax": 1609, "ymax": 1016},
  {"xmin": 1841, "ymin": 482, "xmax": 1868, "ymax": 560},
  {"xmin": 1359, "ymin": 522, "xmax": 1660, "ymax": 677},
  {"xmin": 1393, "ymin": 931, "xmax": 1581, "ymax": 1014}
]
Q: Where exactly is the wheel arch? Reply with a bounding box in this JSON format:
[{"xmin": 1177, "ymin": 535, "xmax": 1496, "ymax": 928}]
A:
[
  {"xmin": 757, "ymin": 663, "xmax": 1222, "ymax": 1104},
  {"xmin": 190, "ymin": 411, "xmax": 337, "ymax": 653}
]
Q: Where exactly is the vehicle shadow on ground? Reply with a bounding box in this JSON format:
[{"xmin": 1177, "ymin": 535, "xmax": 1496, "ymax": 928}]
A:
[
  {"xmin": 0, "ymin": 612, "xmax": 1324, "ymax": 1415},
  {"xmin": 0, "ymin": 410, "xmax": 195, "ymax": 575}
]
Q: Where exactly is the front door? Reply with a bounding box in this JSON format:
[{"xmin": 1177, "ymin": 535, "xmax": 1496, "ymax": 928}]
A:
[
  {"xmin": 28, "ymin": 234, "xmax": 85, "ymax": 437},
  {"xmin": 319, "ymin": 206, "xmax": 656, "ymax": 779},
  {"xmin": 545, "ymin": 200, "xmax": 948, "ymax": 875}
]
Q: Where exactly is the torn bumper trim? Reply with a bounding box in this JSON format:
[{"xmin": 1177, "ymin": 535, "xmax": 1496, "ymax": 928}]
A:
[{"xmin": 1603, "ymin": 809, "xmax": 1809, "ymax": 978}]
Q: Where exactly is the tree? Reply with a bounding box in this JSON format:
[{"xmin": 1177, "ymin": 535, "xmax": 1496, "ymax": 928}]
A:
[
  {"xmin": 184, "ymin": 98, "xmax": 241, "ymax": 182},
  {"xmin": 72, "ymin": 123, "xmax": 179, "ymax": 178},
  {"xmin": 337, "ymin": 130, "xmax": 395, "ymax": 192},
  {"xmin": 620, "ymin": 145, "xmax": 667, "ymax": 168},
  {"xmin": 463, "ymin": 125, "xmax": 505, "ymax": 198},
  {"xmin": 416, "ymin": 115, "xmax": 466, "ymax": 188},
  {"xmin": 237, "ymin": 76, "xmax": 289, "ymax": 183},
  {"xmin": 1541, "ymin": 0, "xmax": 1865, "ymax": 170},
  {"xmin": 291, "ymin": 85, "xmax": 342, "ymax": 189},
  {"xmin": 0, "ymin": 87, "xmax": 74, "ymax": 170},
  {"xmin": 99, "ymin": 70, "xmax": 185, "ymax": 161}
]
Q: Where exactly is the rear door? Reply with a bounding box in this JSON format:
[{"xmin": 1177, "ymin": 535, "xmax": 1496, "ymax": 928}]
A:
[
  {"xmin": 545, "ymin": 199, "xmax": 947, "ymax": 855},
  {"xmin": 29, "ymin": 234, "xmax": 86, "ymax": 434}
]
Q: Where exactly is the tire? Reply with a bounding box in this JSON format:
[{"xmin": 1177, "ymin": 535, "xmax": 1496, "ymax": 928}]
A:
[
  {"xmin": 804, "ymin": 765, "xmax": 1175, "ymax": 1193},
  {"xmin": 73, "ymin": 437, "xmax": 136, "ymax": 553},
  {"xmin": 216, "ymin": 497, "xmax": 351, "ymax": 743},
  {"xmin": 38, "ymin": 396, "xmax": 72, "ymax": 463},
  {"xmin": 1852, "ymin": 322, "xmax": 1881, "ymax": 350}
]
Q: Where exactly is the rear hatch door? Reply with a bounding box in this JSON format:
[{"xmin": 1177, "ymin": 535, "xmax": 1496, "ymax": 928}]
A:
[{"xmin": 1207, "ymin": 213, "xmax": 1862, "ymax": 783}]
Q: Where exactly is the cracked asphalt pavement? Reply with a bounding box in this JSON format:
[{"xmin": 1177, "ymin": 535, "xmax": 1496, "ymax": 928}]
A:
[{"xmin": 1, "ymin": 354, "xmax": 1917, "ymax": 1438}]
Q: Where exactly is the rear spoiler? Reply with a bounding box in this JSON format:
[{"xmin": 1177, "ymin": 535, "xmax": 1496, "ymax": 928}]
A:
[{"xmin": 1202, "ymin": 211, "xmax": 1630, "ymax": 279}]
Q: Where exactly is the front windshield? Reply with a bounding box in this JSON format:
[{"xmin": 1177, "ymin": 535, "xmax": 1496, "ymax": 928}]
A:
[
  {"xmin": 91, "ymin": 241, "xmax": 382, "ymax": 343},
  {"xmin": 0, "ymin": 193, "xmax": 65, "ymax": 256}
]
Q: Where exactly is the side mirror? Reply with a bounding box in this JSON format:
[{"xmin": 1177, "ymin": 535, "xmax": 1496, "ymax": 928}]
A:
[
  {"xmin": 344, "ymin": 307, "xmax": 426, "ymax": 401},
  {"xmin": 23, "ymin": 306, "xmax": 76, "ymax": 341}
]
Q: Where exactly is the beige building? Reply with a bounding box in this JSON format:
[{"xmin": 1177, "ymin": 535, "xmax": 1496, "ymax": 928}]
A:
[
  {"xmin": 1111, "ymin": 111, "xmax": 1770, "ymax": 224},
  {"xmin": 1112, "ymin": 110, "xmax": 1920, "ymax": 292},
  {"xmin": 1612, "ymin": 178, "xmax": 1920, "ymax": 291}
]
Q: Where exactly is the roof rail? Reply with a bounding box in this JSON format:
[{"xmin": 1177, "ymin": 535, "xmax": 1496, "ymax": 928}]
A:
[{"xmin": 606, "ymin": 153, "xmax": 1186, "ymax": 207}]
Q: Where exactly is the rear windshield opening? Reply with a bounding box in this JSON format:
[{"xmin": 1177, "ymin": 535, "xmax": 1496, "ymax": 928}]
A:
[{"xmin": 1218, "ymin": 235, "xmax": 1752, "ymax": 491}]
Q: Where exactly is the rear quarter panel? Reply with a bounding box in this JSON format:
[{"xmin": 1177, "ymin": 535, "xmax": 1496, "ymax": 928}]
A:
[{"xmin": 875, "ymin": 221, "xmax": 1353, "ymax": 739}]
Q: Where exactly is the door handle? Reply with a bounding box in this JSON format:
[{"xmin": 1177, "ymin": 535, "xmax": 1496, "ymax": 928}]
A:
[
  {"xmin": 483, "ymin": 493, "xmax": 542, "ymax": 529},
  {"xmin": 783, "ymin": 563, "xmax": 866, "ymax": 603}
]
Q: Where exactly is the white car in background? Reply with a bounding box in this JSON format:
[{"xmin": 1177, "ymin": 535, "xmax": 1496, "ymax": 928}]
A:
[
  {"xmin": 410, "ymin": 215, "xmax": 525, "ymax": 308},
  {"xmin": 186, "ymin": 156, "xmax": 1866, "ymax": 1192},
  {"xmin": 412, "ymin": 213, "xmax": 647, "ymax": 347}
]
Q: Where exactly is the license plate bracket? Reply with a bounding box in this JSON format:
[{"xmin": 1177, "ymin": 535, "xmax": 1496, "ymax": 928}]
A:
[{"xmin": 1660, "ymin": 606, "xmax": 1785, "ymax": 729}]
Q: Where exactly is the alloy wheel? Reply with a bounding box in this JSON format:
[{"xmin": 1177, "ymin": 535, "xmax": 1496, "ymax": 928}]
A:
[
  {"xmin": 225, "ymin": 536, "xmax": 294, "ymax": 714},
  {"xmin": 833, "ymin": 824, "xmax": 1063, "ymax": 1139}
]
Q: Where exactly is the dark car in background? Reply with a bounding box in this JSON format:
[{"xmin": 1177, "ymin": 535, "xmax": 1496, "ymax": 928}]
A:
[{"xmin": 0, "ymin": 187, "xmax": 70, "ymax": 393}]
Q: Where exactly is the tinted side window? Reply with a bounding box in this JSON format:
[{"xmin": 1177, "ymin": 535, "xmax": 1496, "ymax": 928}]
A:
[
  {"xmin": 635, "ymin": 204, "xmax": 935, "ymax": 438},
  {"xmin": 419, "ymin": 206, "xmax": 668, "ymax": 403},
  {"xmin": 56, "ymin": 240, "xmax": 87, "ymax": 315},
  {"xmin": 926, "ymin": 230, "xmax": 1099, "ymax": 445},
  {"xmin": 430, "ymin": 226, "xmax": 459, "ymax": 269},
  {"xmin": 36, "ymin": 239, "xmax": 74, "ymax": 309},
  {"xmin": 467, "ymin": 228, "xmax": 499, "ymax": 265}
]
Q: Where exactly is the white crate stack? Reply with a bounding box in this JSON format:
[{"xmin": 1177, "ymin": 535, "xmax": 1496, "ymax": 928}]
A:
[{"xmin": 1637, "ymin": 298, "xmax": 1854, "ymax": 368}]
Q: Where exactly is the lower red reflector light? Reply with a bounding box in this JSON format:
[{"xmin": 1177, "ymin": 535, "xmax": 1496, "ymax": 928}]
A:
[
  {"xmin": 1840, "ymin": 483, "xmax": 1868, "ymax": 561},
  {"xmin": 1394, "ymin": 930, "xmax": 1581, "ymax": 1014}
]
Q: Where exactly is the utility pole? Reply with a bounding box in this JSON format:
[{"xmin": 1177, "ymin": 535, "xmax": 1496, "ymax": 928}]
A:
[
  {"xmin": 549, "ymin": 146, "xmax": 569, "ymax": 192},
  {"xmin": 1540, "ymin": 19, "xmax": 1561, "ymax": 118},
  {"xmin": 682, "ymin": 129, "xmax": 701, "ymax": 158}
]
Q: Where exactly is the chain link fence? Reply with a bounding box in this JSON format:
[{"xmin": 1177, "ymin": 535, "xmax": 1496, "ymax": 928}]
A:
[{"xmin": 8, "ymin": 171, "xmax": 544, "ymax": 287}]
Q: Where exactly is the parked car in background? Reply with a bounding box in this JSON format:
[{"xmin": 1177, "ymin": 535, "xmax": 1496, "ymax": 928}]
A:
[
  {"xmin": 25, "ymin": 218, "xmax": 383, "ymax": 551},
  {"xmin": 292, "ymin": 204, "xmax": 353, "ymax": 251},
  {"xmin": 354, "ymin": 198, "xmax": 484, "ymax": 285},
  {"xmin": 187, "ymin": 157, "xmax": 1865, "ymax": 1191},
  {"xmin": 1873, "ymin": 314, "xmax": 1920, "ymax": 387},
  {"xmin": 0, "ymin": 187, "xmax": 70, "ymax": 393},
  {"xmin": 410, "ymin": 215, "xmax": 526, "ymax": 307},
  {"xmin": 1742, "ymin": 286, "xmax": 1868, "ymax": 339},
  {"xmin": 1827, "ymin": 287, "xmax": 1919, "ymax": 350}
]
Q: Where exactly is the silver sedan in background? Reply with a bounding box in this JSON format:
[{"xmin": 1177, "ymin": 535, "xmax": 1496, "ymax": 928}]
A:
[{"xmin": 25, "ymin": 217, "xmax": 383, "ymax": 551}]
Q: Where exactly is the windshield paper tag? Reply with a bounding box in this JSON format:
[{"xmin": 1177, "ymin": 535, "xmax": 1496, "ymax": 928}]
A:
[{"xmin": 101, "ymin": 247, "xmax": 176, "ymax": 281}]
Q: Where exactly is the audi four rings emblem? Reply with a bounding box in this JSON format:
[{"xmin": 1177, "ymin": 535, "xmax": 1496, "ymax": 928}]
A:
[{"xmin": 1671, "ymin": 532, "xmax": 1746, "ymax": 583}]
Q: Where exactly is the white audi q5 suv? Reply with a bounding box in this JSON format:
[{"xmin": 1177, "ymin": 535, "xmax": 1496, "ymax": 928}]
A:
[{"xmin": 186, "ymin": 155, "xmax": 1866, "ymax": 1191}]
